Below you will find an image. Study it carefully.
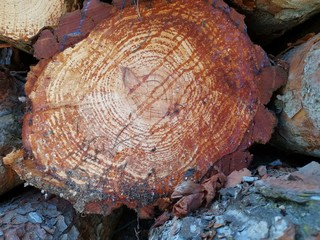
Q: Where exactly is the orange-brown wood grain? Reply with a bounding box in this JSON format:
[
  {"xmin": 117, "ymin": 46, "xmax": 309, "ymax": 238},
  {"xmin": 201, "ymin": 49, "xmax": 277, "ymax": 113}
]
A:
[
  {"xmin": 11, "ymin": 0, "xmax": 286, "ymax": 215},
  {"xmin": 0, "ymin": 0, "xmax": 82, "ymax": 54}
]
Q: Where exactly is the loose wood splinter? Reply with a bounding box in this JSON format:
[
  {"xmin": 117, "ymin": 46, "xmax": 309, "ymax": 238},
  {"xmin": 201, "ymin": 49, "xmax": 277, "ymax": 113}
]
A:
[{"xmin": 9, "ymin": 0, "xmax": 286, "ymax": 215}]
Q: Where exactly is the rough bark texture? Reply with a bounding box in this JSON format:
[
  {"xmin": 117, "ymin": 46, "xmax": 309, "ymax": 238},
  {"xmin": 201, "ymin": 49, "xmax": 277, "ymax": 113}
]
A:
[
  {"xmin": 0, "ymin": 72, "xmax": 23, "ymax": 195},
  {"xmin": 9, "ymin": 0, "xmax": 286, "ymax": 215},
  {"xmin": 0, "ymin": 188, "xmax": 123, "ymax": 239},
  {"xmin": 0, "ymin": 0, "xmax": 82, "ymax": 54},
  {"xmin": 33, "ymin": 0, "xmax": 116, "ymax": 59},
  {"xmin": 230, "ymin": 0, "xmax": 320, "ymax": 44},
  {"xmin": 272, "ymin": 33, "xmax": 320, "ymax": 157}
]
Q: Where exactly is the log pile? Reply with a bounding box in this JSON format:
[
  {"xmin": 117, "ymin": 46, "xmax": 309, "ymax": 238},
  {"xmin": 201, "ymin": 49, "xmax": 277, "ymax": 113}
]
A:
[
  {"xmin": 272, "ymin": 33, "xmax": 320, "ymax": 157},
  {"xmin": 6, "ymin": 0, "xmax": 286, "ymax": 216},
  {"xmin": 33, "ymin": 0, "xmax": 115, "ymax": 59},
  {"xmin": 0, "ymin": 0, "xmax": 319, "ymax": 238}
]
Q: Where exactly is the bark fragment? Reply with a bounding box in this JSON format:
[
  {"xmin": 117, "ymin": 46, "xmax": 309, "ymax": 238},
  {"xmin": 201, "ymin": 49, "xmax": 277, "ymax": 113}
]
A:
[{"xmin": 34, "ymin": 0, "xmax": 116, "ymax": 59}]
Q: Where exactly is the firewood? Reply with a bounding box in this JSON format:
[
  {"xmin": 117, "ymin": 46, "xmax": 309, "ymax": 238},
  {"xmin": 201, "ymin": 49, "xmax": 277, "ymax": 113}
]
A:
[
  {"xmin": 229, "ymin": 0, "xmax": 320, "ymax": 44},
  {"xmin": 0, "ymin": 0, "xmax": 82, "ymax": 54},
  {"xmin": 0, "ymin": 72, "xmax": 23, "ymax": 195},
  {"xmin": 7, "ymin": 0, "xmax": 286, "ymax": 215},
  {"xmin": 272, "ymin": 33, "xmax": 320, "ymax": 157}
]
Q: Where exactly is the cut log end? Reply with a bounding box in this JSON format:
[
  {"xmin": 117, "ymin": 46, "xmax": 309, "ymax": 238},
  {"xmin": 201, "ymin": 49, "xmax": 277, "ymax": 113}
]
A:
[
  {"xmin": 272, "ymin": 33, "xmax": 320, "ymax": 157},
  {"xmin": 0, "ymin": 1, "xmax": 81, "ymax": 40},
  {"xmin": 9, "ymin": 0, "xmax": 286, "ymax": 215},
  {"xmin": 0, "ymin": 0, "xmax": 82, "ymax": 54}
]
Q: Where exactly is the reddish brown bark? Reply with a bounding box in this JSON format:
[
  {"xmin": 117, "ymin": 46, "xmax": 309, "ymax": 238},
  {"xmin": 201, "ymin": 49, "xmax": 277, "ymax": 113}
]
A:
[
  {"xmin": 34, "ymin": 0, "xmax": 116, "ymax": 59},
  {"xmin": 9, "ymin": 0, "xmax": 286, "ymax": 215}
]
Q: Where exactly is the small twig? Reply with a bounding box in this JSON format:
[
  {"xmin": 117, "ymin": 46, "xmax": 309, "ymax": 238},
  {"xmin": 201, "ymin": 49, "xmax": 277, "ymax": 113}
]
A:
[
  {"xmin": 9, "ymin": 71, "xmax": 27, "ymax": 82},
  {"xmin": 135, "ymin": 213, "xmax": 141, "ymax": 240},
  {"xmin": 134, "ymin": 0, "xmax": 141, "ymax": 18},
  {"xmin": 134, "ymin": 228, "xmax": 140, "ymax": 240}
]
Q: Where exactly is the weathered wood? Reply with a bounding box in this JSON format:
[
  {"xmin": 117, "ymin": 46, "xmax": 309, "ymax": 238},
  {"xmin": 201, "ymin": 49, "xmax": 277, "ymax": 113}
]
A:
[
  {"xmin": 8, "ymin": 0, "xmax": 286, "ymax": 215},
  {"xmin": 229, "ymin": 0, "xmax": 320, "ymax": 44},
  {"xmin": 33, "ymin": 0, "xmax": 115, "ymax": 59},
  {"xmin": 0, "ymin": 0, "xmax": 82, "ymax": 54},
  {"xmin": 272, "ymin": 33, "xmax": 320, "ymax": 157},
  {"xmin": 0, "ymin": 188, "xmax": 123, "ymax": 239},
  {"xmin": 0, "ymin": 72, "xmax": 23, "ymax": 195}
]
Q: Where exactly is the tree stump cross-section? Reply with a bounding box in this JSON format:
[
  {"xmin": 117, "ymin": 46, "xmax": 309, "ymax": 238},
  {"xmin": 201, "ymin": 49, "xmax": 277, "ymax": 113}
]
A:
[{"xmin": 10, "ymin": 0, "xmax": 286, "ymax": 215}]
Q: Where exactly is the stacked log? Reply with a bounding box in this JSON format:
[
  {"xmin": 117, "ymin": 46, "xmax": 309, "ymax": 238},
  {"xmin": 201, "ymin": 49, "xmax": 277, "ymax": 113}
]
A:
[
  {"xmin": 229, "ymin": 0, "xmax": 320, "ymax": 44},
  {"xmin": 0, "ymin": 0, "xmax": 82, "ymax": 54},
  {"xmin": 1, "ymin": 0, "xmax": 320, "ymax": 237},
  {"xmin": 6, "ymin": 0, "xmax": 320, "ymax": 238},
  {"xmin": 5, "ymin": 0, "xmax": 286, "ymax": 216},
  {"xmin": 0, "ymin": 0, "xmax": 117, "ymax": 59},
  {"xmin": 272, "ymin": 33, "xmax": 320, "ymax": 157},
  {"xmin": 33, "ymin": 0, "xmax": 115, "ymax": 59}
]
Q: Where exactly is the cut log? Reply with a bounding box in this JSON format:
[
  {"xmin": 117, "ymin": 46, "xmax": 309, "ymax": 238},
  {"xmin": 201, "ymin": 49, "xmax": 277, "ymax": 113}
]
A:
[
  {"xmin": 0, "ymin": 72, "xmax": 23, "ymax": 195},
  {"xmin": 229, "ymin": 0, "xmax": 320, "ymax": 44},
  {"xmin": 8, "ymin": 0, "xmax": 286, "ymax": 215},
  {"xmin": 0, "ymin": 188, "xmax": 122, "ymax": 239},
  {"xmin": 272, "ymin": 33, "xmax": 320, "ymax": 157},
  {"xmin": 0, "ymin": 0, "xmax": 82, "ymax": 54}
]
